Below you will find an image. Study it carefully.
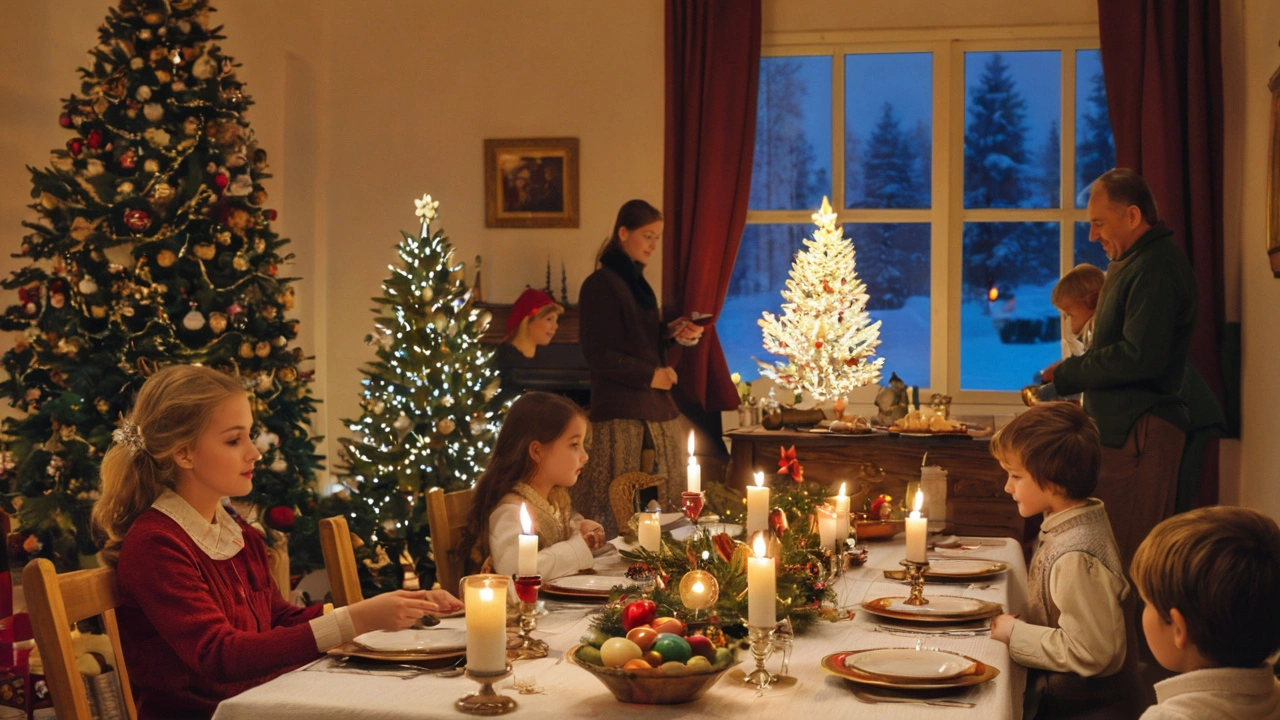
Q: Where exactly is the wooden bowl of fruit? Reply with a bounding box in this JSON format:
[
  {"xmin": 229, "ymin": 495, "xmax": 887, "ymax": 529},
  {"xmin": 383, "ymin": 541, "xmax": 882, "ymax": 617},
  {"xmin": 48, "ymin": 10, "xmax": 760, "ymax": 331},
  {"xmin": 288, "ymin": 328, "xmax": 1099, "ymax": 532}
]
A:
[{"xmin": 568, "ymin": 620, "xmax": 740, "ymax": 704}]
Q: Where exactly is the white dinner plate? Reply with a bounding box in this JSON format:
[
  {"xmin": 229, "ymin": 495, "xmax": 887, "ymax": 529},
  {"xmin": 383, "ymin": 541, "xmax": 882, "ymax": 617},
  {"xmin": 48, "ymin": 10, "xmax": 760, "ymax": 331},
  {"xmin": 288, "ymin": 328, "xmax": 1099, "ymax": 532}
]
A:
[
  {"xmin": 844, "ymin": 648, "xmax": 978, "ymax": 681},
  {"xmin": 670, "ymin": 523, "xmax": 743, "ymax": 541},
  {"xmin": 882, "ymin": 595, "xmax": 989, "ymax": 616},
  {"xmin": 924, "ymin": 559, "xmax": 1009, "ymax": 577},
  {"xmin": 353, "ymin": 620, "xmax": 467, "ymax": 653},
  {"xmin": 545, "ymin": 574, "xmax": 631, "ymax": 594}
]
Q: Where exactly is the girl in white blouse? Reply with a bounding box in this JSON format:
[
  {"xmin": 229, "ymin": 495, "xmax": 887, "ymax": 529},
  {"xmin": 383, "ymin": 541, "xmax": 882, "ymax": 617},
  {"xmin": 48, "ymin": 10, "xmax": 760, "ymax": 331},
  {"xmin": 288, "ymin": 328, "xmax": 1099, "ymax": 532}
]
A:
[{"xmin": 462, "ymin": 392, "xmax": 605, "ymax": 580}]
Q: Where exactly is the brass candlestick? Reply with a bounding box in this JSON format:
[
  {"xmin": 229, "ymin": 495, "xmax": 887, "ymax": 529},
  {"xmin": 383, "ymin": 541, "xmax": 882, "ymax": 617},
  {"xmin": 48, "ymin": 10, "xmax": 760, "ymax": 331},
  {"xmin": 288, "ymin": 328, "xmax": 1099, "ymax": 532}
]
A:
[
  {"xmin": 455, "ymin": 664, "xmax": 517, "ymax": 715},
  {"xmin": 900, "ymin": 559, "xmax": 930, "ymax": 606},
  {"xmin": 512, "ymin": 575, "xmax": 547, "ymax": 660}
]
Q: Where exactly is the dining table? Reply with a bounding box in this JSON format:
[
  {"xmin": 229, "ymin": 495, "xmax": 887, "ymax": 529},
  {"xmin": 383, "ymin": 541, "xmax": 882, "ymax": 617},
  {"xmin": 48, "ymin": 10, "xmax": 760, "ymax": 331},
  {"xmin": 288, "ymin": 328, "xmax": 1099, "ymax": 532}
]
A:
[{"xmin": 213, "ymin": 534, "xmax": 1029, "ymax": 720}]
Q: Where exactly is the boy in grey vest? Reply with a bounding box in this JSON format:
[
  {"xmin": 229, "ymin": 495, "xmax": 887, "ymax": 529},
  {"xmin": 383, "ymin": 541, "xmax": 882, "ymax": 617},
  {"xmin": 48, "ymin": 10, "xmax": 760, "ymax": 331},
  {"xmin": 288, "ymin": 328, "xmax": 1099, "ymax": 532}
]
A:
[
  {"xmin": 989, "ymin": 402, "xmax": 1135, "ymax": 718},
  {"xmin": 1130, "ymin": 507, "xmax": 1280, "ymax": 719}
]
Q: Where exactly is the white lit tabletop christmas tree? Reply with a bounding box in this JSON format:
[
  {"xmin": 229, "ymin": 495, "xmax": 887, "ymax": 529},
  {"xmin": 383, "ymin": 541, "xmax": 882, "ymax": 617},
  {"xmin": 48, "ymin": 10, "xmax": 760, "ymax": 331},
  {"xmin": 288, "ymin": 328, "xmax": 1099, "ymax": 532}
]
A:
[{"xmin": 757, "ymin": 197, "xmax": 884, "ymax": 403}]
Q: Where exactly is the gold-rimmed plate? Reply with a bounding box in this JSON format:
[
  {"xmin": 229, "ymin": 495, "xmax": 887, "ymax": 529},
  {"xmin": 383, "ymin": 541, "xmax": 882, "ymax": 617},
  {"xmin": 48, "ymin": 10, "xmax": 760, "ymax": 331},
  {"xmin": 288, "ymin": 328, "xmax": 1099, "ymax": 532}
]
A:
[
  {"xmin": 861, "ymin": 595, "xmax": 1003, "ymax": 623},
  {"xmin": 884, "ymin": 559, "xmax": 1009, "ymax": 581},
  {"xmin": 821, "ymin": 650, "xmax": 999, "ymax": 690}
]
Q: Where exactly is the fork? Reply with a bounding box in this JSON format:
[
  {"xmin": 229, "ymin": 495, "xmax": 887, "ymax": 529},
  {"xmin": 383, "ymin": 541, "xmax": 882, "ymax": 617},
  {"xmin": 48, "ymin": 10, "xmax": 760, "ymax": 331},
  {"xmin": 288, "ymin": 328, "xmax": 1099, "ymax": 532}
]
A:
[{"xmin": 852, "ymin": 688, "xmax": 976, "ymax": 708}]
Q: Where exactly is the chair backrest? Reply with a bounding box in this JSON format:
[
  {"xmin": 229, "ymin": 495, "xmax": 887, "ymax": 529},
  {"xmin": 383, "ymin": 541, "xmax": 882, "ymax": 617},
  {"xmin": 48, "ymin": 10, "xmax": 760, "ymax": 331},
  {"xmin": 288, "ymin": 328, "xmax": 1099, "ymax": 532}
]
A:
[
  {"xmin": 319, "ymin": 515, "xmax": 364, "ymax": 608},
  {"xmin": 426, "ymin": 487, "xmax": 475, "ymax": 594},
  {"xmin": 23, "ymin": 558, "xmax": 137, "ymax": 720},
  {"xmin": 608, "ymin": 471, "xmax": 666, "ymax": 532}
]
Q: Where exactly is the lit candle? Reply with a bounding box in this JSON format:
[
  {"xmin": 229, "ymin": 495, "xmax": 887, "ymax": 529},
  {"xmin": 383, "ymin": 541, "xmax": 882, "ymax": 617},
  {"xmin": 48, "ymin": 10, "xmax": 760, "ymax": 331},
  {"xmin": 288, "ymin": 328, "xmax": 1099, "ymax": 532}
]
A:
[
  {"xmin": 746, "ymin": 471, "xmax": 769, "ymax": 536},
  {"xmin": 686, "ymin": 431, "xmax": 701, "ymax": 493},
  {"xmin": 638, "ymin": 511, "xmax": 661, "ymax": 552},
  {"xmin": 463, "ymin": 575, "xmax": 507, "ymax": 673},
  {"xmin": 747, "ymin": 533, "xmax": 776, "ymax": 628},
  {"xmin": 517, "ymin": 503, "xmax": 538, "ymax": 577},
  {"xmin": 833, "ymin": 482, "xmax": 850, "ymax": 544},
  {"xmin": 906, "ymin": 489, "xmax": 927, "ymax": 563},
  {"xmin": 817, "ymin": 504, "xmax": 838, "ymax": 551}
]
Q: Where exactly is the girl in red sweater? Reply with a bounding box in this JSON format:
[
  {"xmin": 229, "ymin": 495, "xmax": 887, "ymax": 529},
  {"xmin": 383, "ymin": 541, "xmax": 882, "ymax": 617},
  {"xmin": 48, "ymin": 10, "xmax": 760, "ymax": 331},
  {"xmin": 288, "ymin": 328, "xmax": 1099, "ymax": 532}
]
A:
[{"xmin": 92, "ymin": 365, "xmax": 463, "ymax": 719}]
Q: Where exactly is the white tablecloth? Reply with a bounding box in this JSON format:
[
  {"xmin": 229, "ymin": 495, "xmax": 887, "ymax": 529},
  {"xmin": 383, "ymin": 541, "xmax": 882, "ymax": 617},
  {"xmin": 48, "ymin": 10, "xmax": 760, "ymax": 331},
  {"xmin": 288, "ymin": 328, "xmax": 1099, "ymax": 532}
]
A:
[{"xmin": 213, "ymin": 537, "xmax": 1028, "ymax": 720}]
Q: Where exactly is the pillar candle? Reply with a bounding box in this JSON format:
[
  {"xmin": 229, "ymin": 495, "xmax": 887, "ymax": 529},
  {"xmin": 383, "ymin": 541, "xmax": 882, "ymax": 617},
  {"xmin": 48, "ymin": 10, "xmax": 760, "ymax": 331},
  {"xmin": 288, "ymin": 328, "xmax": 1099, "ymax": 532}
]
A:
[
  {"xmin": 686, "ymin": 431, "xmax": 701, "ymax": 493},
  {"xmin": 517, "ymin": 503, "xmax": 538, "ymax": 577},
  {"xmin": 746, "ymin": 471, "xmax": 769, "ymax": 536},
  {"xmin": 906, "ymin": 489, "xmax": 928, "ymax": 563},
  {"xmin": 638, "ymin": 511, "xmax": 661, "ymax": 552},
  {"xmin": 463, "ymin": 576, "xmax": 507, "ymax": 673},
  {"xmin": 817, "ymin": 505, "xmax": 837, "ymax": 551},
  {"xmin": 747, "ymin": 533, "xmax": 776, "ymax": 628},
  {"xmin": 833, "ymin": 482, "xmax": 850, "ymax": 543}
]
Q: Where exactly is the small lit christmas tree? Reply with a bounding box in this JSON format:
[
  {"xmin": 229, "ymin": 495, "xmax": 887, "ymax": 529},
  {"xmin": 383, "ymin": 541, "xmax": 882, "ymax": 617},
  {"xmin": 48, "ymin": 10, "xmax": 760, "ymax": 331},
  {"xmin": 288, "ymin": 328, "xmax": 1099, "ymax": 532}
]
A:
[
  {"xmin": 338, "ymin": 194, "xmax": 504, "ymax": 590},
  {"xmin": 0, "ymin": 0, "xmax": 322, "ymax": 572},
  {"xmin": 757, "ymin": 197, "xmax": 884, "ymax": 402}
]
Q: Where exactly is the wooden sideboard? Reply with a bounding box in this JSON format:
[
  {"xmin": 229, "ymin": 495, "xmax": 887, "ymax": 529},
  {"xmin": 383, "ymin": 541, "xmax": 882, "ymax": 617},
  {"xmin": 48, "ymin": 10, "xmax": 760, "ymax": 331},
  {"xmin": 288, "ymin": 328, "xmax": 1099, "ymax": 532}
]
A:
[{"xmin": 724, "ymin": 427, "xmax": 1024, "ymax": 541}]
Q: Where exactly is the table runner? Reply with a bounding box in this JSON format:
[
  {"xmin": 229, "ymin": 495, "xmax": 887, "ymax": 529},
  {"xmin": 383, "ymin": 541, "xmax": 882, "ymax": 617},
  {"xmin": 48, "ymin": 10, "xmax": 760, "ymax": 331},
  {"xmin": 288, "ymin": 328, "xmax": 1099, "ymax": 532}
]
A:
[{"xmin": 213, "ymin": 536, "xmax": 1028, "ymax": 720}]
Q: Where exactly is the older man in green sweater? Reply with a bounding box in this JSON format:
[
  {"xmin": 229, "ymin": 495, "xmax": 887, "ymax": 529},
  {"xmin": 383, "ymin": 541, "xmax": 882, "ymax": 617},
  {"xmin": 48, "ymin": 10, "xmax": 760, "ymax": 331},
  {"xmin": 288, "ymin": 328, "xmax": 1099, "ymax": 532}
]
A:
[{"xmin": 1041, "ymin": 168, "xmax": 1197, "ymax": 569}]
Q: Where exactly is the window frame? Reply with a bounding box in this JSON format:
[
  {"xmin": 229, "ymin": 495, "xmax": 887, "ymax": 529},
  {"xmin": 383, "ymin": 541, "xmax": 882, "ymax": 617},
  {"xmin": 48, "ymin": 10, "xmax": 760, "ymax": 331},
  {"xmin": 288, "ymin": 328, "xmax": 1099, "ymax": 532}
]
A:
[{"xmin": 745, "ymin": 25, "xmax": 1102, "ymax": 409}]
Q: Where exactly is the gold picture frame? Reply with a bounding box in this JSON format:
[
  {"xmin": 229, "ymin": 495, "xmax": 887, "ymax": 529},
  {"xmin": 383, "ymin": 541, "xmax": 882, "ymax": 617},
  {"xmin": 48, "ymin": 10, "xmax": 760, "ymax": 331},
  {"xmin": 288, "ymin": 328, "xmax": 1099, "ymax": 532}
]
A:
[
  {"xmin": 1268, "ymin": 61, "xmax": 1280, "ymax": 276},
  {"xmin": 484, "ymin": 138, "xmax": 579, "ymax": 228}
]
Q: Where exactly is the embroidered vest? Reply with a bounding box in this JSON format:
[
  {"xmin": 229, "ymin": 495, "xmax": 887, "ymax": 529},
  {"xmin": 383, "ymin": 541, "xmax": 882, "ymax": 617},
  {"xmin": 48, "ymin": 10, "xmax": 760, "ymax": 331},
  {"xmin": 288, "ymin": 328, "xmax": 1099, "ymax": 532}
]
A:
[
  {"xmin": 508, "ymin": 483, "xmax": 575, "ymax": 547},
  {"xmin": 1026, "ymin": 502, "xmax": 1126, "ymax": 630}
]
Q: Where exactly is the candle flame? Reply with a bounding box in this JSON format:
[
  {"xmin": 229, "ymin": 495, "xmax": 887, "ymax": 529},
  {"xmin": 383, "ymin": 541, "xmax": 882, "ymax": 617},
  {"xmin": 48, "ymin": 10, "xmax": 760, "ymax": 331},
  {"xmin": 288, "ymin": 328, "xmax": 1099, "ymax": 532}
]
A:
[
  {"xmin": 692, "ymin": 579, "xmax": 705, "ymax": 593},
  {"xmin": 912, "ymin": 489, "xmax": 923, "ymax": 513},
  {"xmin": 753, "ymin": 533, "xmax": 767, "ymax": 559},
  {"xmin": 519, "ymin": 503, "xmax": 533, "ymax": 535},
  {"xmin": 479, "ymin": 587, "xmax": 494, "ymax": 602},
  {"xmin": 838, "ymin": 481, "xmax": 847, "ymax": 498},
  {"xmin": 687, "ymin": 430, "xmax": 695, "ymax": 456},
  {"xmin": 753, "ymin": 471, "xmax": 764, "ymax": 488}
]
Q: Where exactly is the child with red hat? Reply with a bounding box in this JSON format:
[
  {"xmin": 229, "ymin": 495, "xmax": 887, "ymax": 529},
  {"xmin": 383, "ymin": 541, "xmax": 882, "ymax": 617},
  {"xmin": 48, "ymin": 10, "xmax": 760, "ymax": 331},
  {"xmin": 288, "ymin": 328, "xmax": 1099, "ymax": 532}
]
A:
[{"xmin": 493, "ymin": 288, "xmax": 563, "ymax": 403}]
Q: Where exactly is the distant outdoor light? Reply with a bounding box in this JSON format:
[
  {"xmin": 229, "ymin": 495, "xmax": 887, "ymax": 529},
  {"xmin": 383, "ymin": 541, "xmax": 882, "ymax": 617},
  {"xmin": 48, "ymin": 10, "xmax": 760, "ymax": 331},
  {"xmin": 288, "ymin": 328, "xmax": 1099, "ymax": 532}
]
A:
[{"xmin": 988, "ymin": 286, "xmax": 999, "ymax": 302}]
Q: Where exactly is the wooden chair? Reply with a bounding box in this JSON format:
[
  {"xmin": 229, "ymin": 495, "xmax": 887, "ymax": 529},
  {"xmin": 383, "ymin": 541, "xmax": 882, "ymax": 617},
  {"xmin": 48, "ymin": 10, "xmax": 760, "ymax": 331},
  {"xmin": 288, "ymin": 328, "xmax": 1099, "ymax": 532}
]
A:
[
  {"xmin": 608, "ymin": 472, "xmax": 667, "ymax": 532},
  {"xmin": 23, "ymin": 559, "xmax": 137, "ymax": 720},
  {"xmin": 319, "ymin": 515, "xmax": 364, "ymax": 608},
  {"xmin": 426, "ymin": 487, "xmax": 475, "ymax": 595}
]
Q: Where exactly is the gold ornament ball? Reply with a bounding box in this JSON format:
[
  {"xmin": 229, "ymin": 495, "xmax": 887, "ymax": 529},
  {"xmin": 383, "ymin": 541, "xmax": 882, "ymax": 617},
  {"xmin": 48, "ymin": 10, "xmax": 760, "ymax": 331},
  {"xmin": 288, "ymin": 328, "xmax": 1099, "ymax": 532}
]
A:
[
  {"xmin": 239, "ymin": 342, "xmax": 255, "ymax": 359},
  {"xmin": 208, "ymin": 312, "xmax": 228, "ymax": 334},
  {"xmin": 437, "ymin": 418, "xmax": 456, "ymax": 435},
  {"xmin": 393, "ymin": 413, "xmax": 412, "ymax": 433},
  {"xmin": 678, "ymin": 569, "xmax": 719, "ymax": 611},
  {"xmin": 233, "ymin": 253, "xmax": 249, "ymax": 271},
  {"xmin": 421, "ymin": 286, "xmax": 434, "ymax": 303},
  {"xmin": 254, "ymin": 341, "xmax": 271, "ymax": 358},
  {"xmin": 193, "ymin": 243, "xmax": 216, "ymax": 261},
  {"xmin": 95, "ymin": 398, "xmax": 110, "ymax": 414},
  {"xmin": 156, "ymin": 249, "xmax": 177, "ymax": 268},
  {"xmin": 90, "ymin": 305, "xmax": 107, "ymax": 319},
  {"xmin": 277, "ymin": 366, "xmax": 297, "ymax": 383}
]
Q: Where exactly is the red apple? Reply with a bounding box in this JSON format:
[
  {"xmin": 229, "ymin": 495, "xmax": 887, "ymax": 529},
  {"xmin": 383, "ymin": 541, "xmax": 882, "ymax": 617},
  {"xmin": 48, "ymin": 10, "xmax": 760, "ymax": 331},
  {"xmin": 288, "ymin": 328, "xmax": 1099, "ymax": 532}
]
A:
[
  {"xmin": 621, "ymin": 599, "xmax": 657, "ymax": 632},
  {"xmin": 685, "ymin": 634, "xmax": 715, "ymax": 660}
]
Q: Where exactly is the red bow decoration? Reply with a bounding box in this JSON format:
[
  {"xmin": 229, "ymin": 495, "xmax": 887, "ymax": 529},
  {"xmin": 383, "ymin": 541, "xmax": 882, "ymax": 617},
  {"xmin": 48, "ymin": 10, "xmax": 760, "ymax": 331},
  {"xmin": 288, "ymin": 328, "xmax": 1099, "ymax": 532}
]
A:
[{"xmin": 777, "ymin": 445, "xmax": 804, "ymax": 483}]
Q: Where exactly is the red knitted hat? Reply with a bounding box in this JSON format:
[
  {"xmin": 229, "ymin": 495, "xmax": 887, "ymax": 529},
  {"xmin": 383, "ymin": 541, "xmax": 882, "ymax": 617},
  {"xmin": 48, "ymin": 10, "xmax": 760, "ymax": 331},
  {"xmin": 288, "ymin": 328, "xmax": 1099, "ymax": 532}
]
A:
[{"xmin": 506, "ymin": 288, "xmax": 561, "ymax": 335}]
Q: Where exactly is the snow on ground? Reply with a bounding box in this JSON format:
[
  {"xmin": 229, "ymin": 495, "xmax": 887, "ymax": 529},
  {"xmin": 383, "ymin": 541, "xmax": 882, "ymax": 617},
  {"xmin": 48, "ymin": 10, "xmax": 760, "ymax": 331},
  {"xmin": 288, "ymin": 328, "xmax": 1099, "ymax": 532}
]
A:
[{"xmin": 720, "ymin": 282, "xmax": 1061, "ymax": 392}]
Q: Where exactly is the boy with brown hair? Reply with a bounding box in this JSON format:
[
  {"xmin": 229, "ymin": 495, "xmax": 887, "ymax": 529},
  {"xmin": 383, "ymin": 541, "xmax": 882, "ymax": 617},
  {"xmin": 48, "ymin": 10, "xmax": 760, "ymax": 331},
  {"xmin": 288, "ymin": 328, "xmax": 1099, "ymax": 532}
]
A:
[
  {"xmin": 1131, "ymin": 507, "xmax": 1280, "ymax": 719},
  {"xmin": 989, "ymin": 402, "xmax": 1134, "ymax": 718}
]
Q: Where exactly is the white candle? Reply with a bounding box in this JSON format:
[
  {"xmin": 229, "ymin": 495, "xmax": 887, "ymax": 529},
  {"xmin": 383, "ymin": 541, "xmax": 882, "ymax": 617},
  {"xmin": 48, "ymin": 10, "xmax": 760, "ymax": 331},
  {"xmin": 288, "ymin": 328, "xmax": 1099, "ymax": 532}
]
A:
[
  {"xmin": 817, "ymin": 505, "xmax": 837, "ymax": 551},
  {"xmin": 746, "ymin": 471, "xmax": 769, "ymax": 536},
  {"xmin": 906, "ymin": 489, "xmax": 928, "ymax": 563},
  {"xmin": 686, "ymin": 431, "xmax": 701, "ymax": 493},
  {"xmin": 517, "ymin": 503, "xmax": 538, "ymax": 577},
  {"xmin": 463, "ymin": 576, "xmax": 507, "ymax": 673},
  {"xmin": 833, "ymin": 482, "xmax": 850, "ymax": 544},
  {"xmin": 638, "ymin": 511, "xmax": 661, "ymax": 552},
  {"xmin": 747, "ymin": 533, "xmax": 776, "ymax": 628}
]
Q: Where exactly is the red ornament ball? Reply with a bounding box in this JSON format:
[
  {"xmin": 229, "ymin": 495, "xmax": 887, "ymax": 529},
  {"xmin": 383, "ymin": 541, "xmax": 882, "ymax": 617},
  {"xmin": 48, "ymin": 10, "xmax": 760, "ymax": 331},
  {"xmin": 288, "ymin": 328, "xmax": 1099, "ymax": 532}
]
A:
[
  {"xmin": 264, "ymin": 505, "xmax": 296, "ymax": 532},
  {"xmin": 118, "ymin": 149, "xmax": 138, "ymax": 170},
  {"xmin": 87, "ymin": 129, "xmax": 104, "ymax": 149},
  {"xmin": 815, "ymin": 340, "xmax": 824, "ymax": 349},
  {"xmin": 123, "ymin": 208, "xmax": 151, "ymax": 232},
  {"xmin": 58, "ymin": 112, "xmax": 73, "ymax": 128},
  {"xmin": 214, "ymin": 173, "xmax": 229, "ymax": 190},
  {"xmin": 67, "ymin": 138, "xmax": 84, "ymax": 156},
  {"xmin": 266, "ymin": 208, "xmax": 278, "ymax": 221}
]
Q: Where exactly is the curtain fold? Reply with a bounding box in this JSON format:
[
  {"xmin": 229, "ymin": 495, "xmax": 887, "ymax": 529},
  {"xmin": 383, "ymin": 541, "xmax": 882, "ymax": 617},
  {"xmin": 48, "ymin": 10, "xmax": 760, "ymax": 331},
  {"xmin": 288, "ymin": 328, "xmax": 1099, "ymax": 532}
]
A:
[
  {"xmin": 662, "ymin": 0, "xmax": 761, "ymax": 434},
  {"xmin": 1096, "ymin": 0, "xmax": 1225, "ymax": 503}
]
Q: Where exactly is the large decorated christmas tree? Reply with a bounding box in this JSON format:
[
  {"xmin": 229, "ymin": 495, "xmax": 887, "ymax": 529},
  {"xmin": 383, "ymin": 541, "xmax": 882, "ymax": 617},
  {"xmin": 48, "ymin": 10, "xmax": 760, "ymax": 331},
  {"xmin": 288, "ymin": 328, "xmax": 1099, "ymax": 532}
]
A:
[
  {"xmin": 757, "ymin": 198, "xmax": 884, "ymax": 402},
  {"xmin": 0, "ymin": 0, "xmax": 323, "ymax": 571},
  {"xmin": 338, "ymin": 194, "xmax": 504, "ymax": 591}
]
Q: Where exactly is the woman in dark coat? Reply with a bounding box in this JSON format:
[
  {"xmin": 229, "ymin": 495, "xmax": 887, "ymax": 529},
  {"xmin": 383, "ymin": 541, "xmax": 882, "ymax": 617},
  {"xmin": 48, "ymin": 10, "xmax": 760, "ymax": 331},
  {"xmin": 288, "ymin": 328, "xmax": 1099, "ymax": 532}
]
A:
[{"xmin": 573, "ymin": 200, "xmax": 701, "ymax": 537}]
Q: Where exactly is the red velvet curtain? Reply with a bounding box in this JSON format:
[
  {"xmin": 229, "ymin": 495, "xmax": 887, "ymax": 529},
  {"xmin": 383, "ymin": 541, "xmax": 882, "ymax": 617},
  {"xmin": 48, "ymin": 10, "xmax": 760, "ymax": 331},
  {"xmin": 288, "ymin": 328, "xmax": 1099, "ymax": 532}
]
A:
[
  {"xmin": 662, "ymin": 0, "xmax": 761, "ymax": 420},
  {"xmin": 1096, "ymin": 0, "xmax": 1225, "ymax": 502}
]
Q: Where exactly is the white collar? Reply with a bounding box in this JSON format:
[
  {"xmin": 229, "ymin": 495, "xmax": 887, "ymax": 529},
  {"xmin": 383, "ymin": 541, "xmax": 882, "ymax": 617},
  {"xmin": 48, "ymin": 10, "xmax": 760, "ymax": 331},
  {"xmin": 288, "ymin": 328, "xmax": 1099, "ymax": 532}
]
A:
[
  {"xmin": 151, "ymin": 490, "xmax": 245, "ymax": 560},
  {"xmin": 1155, "ymin": 665, "xmax": 1280, "ymax": 703}
]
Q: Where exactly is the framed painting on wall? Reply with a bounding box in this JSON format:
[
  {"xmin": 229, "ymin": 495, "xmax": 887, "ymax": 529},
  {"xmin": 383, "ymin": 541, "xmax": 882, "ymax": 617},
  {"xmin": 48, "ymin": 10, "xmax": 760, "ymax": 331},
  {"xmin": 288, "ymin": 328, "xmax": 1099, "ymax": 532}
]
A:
[{"xmin": 484, "ymin": 137, "xmax": 579, "ymax": 228}]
